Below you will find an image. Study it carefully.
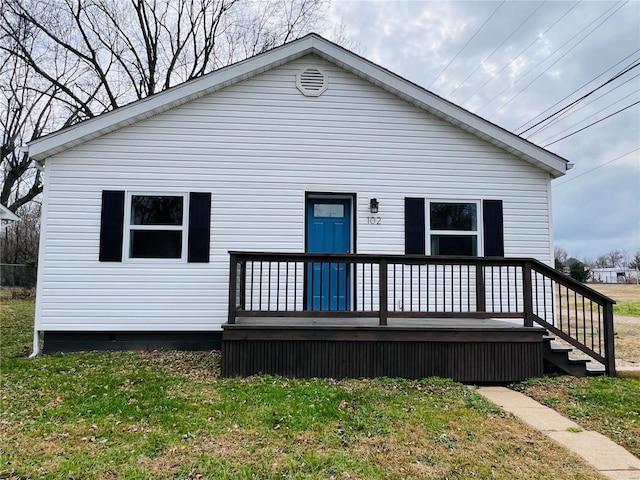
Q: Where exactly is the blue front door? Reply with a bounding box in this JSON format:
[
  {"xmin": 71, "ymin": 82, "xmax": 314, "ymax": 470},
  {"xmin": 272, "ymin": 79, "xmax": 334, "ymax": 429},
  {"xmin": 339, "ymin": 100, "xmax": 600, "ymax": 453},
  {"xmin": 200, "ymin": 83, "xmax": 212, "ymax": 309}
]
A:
[{"xmin": 306, "ymin": 198, "xmax": 351, "ymax": 310}]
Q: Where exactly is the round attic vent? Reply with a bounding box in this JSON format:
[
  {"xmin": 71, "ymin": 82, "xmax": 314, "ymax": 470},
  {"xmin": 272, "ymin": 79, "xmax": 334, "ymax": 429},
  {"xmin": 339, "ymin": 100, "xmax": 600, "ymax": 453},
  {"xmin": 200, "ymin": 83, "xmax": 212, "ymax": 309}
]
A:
[{"xmin": 296, "ymin": 68, "xmax": 328, "ymax": 96}]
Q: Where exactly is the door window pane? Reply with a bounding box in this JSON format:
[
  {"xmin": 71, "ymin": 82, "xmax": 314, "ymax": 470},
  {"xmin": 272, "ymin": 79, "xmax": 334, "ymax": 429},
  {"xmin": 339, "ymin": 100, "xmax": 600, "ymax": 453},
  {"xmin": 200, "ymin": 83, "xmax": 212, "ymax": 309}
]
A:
[
  {"xmin": 131, "ymin": 195, "xmax": 183, "ymax": 225},
  {"xmin": 313, "ymin": 204, "xmax": 344, "ymax": 218},
  {"xmin": 430, "ymin": 203, "xmax": 476, "ymax": 231}
]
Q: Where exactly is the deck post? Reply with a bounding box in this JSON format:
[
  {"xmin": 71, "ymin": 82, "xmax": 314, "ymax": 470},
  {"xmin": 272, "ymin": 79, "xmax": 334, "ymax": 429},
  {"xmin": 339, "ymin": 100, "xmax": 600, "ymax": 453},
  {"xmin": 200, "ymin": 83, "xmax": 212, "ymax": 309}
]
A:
[
  {"xmin": 475, "ymin": 264, "xmax": 485, "ymax": 313},
  {"xmin": 603, "ymin": 302, "xmax": 616, "ymax": 376},
  {"xmin": 522, "ymin": 261, "xmax": 534, "ymax": 327},
  {"xmin": 228, "ymin": 253, "xmax": 239, "ymax": 324},
  {"xmin": 379, "ymin": 258, "xmax": 388, "ymax": 325}
]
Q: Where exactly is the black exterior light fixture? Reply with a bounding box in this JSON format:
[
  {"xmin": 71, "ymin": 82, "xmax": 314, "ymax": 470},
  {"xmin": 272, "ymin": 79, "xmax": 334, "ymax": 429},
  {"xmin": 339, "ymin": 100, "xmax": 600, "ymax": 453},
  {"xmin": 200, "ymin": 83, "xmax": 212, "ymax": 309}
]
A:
[{"xmin": 369, "ymin": 198, "xmax": 379, "ymax": 214}]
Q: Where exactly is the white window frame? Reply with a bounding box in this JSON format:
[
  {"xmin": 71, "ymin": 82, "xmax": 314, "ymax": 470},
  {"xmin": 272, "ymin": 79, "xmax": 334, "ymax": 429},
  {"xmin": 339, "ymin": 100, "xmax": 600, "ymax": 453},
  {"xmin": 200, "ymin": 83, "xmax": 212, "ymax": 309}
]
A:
[
  {"xmin": 426, "ymin": 200, "xmax": 483, "ymax": 256},
  {"xmin": 123, "ymin": 192, "xmax": 189, "ymax": 262}
]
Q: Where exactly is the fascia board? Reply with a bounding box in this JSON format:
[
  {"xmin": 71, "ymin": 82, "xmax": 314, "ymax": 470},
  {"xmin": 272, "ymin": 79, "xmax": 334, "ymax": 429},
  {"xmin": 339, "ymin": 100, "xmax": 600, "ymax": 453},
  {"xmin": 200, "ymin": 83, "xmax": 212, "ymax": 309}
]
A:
[{"xmin": 28, "ymin": 37, "xmax": 317, "ymax": 161}]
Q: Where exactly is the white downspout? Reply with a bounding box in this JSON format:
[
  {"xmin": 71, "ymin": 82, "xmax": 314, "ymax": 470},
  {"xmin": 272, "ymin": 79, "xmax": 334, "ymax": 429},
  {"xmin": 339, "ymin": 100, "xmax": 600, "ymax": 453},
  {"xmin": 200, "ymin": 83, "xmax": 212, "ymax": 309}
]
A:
[
  {"xmin": 29, "ymin": 149, "xmax": 47, "ymax": 358},
  {"xmin": 29, "ymin": 330, "xmax": 40, "ymax": 358}
]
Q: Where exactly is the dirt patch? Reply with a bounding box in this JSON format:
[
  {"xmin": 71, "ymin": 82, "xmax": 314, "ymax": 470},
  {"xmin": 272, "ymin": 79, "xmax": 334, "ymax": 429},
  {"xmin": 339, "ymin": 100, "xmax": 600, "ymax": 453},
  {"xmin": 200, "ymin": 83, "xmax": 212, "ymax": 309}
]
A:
[{"xmin": 137, "ymin": 350, "xmax": 221, "ymax": 379}]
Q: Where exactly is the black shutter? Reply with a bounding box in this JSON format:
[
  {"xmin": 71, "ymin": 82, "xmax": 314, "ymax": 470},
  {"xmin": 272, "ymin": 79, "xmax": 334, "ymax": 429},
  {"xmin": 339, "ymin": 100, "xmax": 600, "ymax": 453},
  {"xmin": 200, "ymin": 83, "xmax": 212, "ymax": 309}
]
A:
[
  {"xmin": 188, "ymin": 192, "xmax": 211, "ymax": 263},
  {"xmin": 483, "ymin": 200, "xmax": 504, "ymax": 257},
  {"xmin": 99, "ymin": 190, "xmax": 125, "ymax": 261},
  {"xmin": 405, "ymin": 198, "xmax": 425, "ymax": 255}
]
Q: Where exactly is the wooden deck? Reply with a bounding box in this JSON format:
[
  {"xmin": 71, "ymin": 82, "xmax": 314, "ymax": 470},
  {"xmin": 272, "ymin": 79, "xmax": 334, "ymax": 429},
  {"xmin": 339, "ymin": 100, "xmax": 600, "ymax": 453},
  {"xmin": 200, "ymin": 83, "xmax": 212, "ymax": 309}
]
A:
[
  {"xmin": 223, "ymin": 252, "xmax": 617, "ymax": 381},
  {"xmin": 222, "ymin": 317, "xmax": 547, "ymax": 383}
]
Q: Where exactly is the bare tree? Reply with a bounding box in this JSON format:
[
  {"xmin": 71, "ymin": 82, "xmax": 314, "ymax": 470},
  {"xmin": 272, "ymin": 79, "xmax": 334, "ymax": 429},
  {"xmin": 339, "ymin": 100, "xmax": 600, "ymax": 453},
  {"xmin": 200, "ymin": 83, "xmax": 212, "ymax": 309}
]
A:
[
  {"xmin": 554, "ymin": 246, "xmax": 569, "ymax": 271},
  {"xmin": 0, "ymin": 8, "xmax": 56, "ymax": 211},
  {"xmin": 594, "ymin": 249, "xmax": 626, "ymax": 268},
  {"xmin": 1, "ymin": 0, "xmax": 330, "ymax": 213},
  {"xmin": 0, "ymin": 201, "xmax": 41, "ymax": 264}
]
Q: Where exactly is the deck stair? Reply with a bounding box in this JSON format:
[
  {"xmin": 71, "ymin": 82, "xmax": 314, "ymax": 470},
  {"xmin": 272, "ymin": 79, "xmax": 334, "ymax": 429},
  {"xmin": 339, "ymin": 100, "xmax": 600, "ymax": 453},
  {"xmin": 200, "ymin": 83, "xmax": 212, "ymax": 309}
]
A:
[{"xmin": 542, "ymin": 335, "xmax": 606, "ymax": 377}]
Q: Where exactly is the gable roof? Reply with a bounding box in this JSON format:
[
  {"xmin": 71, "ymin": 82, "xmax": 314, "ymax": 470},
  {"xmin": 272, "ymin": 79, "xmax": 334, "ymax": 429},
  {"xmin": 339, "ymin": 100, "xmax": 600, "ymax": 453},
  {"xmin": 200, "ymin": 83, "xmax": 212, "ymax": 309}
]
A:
[{"xmin": 28, "ymin": 33, "xmax": 569, "ymax": 178}]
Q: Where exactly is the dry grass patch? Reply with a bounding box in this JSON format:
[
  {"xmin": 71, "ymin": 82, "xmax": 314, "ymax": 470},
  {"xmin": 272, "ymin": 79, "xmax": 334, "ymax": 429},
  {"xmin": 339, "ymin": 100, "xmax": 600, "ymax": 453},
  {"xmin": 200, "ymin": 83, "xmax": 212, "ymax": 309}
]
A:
[
  {"xmin": 614, "ymin": 315, "xmax": 640, "ymax": 365},
  {"xmin": 514, "ymin": 376, "xmax": 640, "ymax": 458},
  {"xmin": 588, "ymin": 283, "xmax": 640, "ymax": 365},
  {"xmin": 589, "ymin": 283, "xmax": 640, "ymax": 304}
]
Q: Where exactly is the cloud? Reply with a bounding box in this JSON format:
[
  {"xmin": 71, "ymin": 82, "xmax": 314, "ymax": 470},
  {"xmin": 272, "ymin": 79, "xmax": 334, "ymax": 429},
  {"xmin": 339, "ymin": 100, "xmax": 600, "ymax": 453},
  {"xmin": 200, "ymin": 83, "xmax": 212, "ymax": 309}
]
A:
[
  {"xmin": 553, "ymin": 161, "xmax": 640, "ymax": 258},
  {"xmin": 329, "ymin": 0, "xmax": 640, "ymax": 260}
]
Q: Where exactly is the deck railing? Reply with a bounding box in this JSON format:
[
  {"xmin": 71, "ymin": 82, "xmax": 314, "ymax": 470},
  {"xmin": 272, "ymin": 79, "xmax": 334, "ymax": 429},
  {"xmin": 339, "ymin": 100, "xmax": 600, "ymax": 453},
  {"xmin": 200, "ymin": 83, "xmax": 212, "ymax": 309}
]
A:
[{"xmin": 228, "ymin": 252, "xmax": 616, "ymax": 375}]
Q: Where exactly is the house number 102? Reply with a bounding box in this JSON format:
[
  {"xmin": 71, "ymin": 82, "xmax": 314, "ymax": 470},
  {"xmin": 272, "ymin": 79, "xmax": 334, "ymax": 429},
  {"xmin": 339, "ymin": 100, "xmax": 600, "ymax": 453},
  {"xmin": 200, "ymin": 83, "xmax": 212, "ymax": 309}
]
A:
[{"xmin": 367, "ymin": 216, "xmax": 381, "ymax": 225}]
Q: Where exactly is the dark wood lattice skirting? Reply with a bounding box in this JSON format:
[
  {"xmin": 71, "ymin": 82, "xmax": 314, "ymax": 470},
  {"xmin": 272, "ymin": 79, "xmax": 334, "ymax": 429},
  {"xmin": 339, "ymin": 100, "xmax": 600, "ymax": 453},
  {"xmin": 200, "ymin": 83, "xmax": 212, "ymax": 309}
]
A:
[{"xmin": 221, "ymin": 325, "xmax": 544, "ymax": 383}]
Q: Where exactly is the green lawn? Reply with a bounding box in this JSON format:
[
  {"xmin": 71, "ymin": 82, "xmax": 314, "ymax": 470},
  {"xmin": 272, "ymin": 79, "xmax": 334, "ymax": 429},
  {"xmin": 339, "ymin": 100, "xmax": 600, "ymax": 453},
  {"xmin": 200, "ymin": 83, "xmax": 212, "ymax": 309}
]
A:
[
  {"xmin": 615, "ymin": 301, "xmax": 640, "ymax": 317},
  {"xmin": 0, "ymin": 297, "xmax": 606, "ymax": 479}
]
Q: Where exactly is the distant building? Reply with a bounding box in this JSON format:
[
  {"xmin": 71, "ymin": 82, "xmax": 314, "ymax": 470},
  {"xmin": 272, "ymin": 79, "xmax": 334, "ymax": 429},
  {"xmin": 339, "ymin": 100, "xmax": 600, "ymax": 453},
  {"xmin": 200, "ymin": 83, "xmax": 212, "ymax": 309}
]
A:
[
  {"xmin": 0, "ymin": 204, "xmax": 20, "ymax": 230},
  {"xmin": 590, "ymin": 267, "xmax": 638, "ymax": 283}
]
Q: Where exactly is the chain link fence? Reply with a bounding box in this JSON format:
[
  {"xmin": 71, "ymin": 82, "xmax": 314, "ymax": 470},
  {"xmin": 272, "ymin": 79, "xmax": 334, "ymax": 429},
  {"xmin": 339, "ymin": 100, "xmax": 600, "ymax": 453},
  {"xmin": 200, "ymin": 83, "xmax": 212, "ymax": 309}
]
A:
[{"xmin": 1, "ymin": 264, "xmax": 37, "ymax": 289}]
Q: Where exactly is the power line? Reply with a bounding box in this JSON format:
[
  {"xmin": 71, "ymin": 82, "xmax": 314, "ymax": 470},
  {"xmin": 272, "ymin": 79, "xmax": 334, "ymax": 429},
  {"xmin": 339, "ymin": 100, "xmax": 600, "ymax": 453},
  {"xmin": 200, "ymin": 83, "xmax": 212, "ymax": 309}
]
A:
[
  {"xmin": 552, "ymin": 147, "xmax": 640, "ymax": 188},
  {"xmin": 448, "ymin": 1, "xmax": 547, "ymax": 97},
  {"xmin": 460, "ymin": 1, "xmax": 581, "ymax": 106},
  {"xmin": 541, "ymin": 99, "xmax": 640, "ymax": 146},
  {"xmin": 543, "ymin": 100, "xmax": 640, "ymax": 147},
  {"xmin": 473, "ymin": 1, "xmax": 625, "ymax": 116},
  {"xmin": 536, "ymin": 87, "xmax": 640, "ymax": 143},
  {"xmin": 520, "ymin": 58, "xmax": 640, "ymax": 137},
  {"xmin": 528, "ymin": 76, "xmax": 640, "ymax": 139},
  {"xmin": 515, "ymin": 48, "xmax": 640, "ymax": 134},
  {"xmin": 427, "ymin": 1, "xmax": 505, "ymax": 89},
  {"xmin": 485, "ymin": 1, "xmax": 629, "ymax": 119}
]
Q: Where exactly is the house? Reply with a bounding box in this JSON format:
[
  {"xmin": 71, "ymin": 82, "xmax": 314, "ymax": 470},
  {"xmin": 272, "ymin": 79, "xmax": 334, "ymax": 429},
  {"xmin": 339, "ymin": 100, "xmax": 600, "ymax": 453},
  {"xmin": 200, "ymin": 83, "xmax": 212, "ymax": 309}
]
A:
[
  {"xmin": 591, "ymin": 267, "xmax": 638, "ymax": 284},
  {"xmin": 28, "ymin": 34, "xmax": 615, "ymax": 381},
  {"xmin": 0, "ymin": 204, "xmax": 20, "ymax": 229}
]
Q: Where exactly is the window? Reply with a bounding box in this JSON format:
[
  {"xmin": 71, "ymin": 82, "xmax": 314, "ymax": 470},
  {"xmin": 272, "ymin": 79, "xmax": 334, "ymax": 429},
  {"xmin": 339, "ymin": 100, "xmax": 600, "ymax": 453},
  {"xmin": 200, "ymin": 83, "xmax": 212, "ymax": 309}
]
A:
[
  {"xmin": 126, "ymin": 194, "xmax": 188, "ymax": 259},
  {"xmin": 404, "ymin": 198, "xmax": 503, "ymax": 257},
  {"xmin": 99, "ymin": 190, "xmax": 211, "ymax": 263},
  {"xmin": 428, "ymin": 202, "xmax": 479, "ymax": 256}
]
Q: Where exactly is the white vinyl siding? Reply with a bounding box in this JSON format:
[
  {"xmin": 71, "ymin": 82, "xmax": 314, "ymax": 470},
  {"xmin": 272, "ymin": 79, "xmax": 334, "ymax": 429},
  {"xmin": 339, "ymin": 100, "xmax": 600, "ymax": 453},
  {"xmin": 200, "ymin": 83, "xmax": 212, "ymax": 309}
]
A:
[{"xmin": 36, "ymin": 54, "xmax": 552, "ymax": 332}]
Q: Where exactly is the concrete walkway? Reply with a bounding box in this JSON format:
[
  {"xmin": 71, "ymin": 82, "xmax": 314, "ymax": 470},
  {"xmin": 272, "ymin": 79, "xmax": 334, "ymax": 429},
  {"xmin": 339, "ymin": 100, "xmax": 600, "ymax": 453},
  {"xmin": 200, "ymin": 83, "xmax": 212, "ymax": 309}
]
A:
[{"xmin": 477, "ymin": 387, "xmax": 640, "ymax": 480}]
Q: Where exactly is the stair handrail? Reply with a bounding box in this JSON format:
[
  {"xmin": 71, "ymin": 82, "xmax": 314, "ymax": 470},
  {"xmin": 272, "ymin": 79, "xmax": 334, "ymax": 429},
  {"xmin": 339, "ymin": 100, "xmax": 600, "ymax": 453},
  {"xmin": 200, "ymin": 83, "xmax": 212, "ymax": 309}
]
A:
[{"xmin": 528, "ymin": 258, "xmax": 616, "ymax": 376}]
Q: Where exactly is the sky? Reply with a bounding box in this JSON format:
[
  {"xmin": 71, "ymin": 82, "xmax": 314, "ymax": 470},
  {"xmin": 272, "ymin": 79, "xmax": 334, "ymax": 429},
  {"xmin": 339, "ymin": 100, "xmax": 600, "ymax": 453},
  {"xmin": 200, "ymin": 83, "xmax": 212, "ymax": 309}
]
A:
[{"xmin": 326, "ymin": 0, "xmax": 640, "ymax": 262}]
